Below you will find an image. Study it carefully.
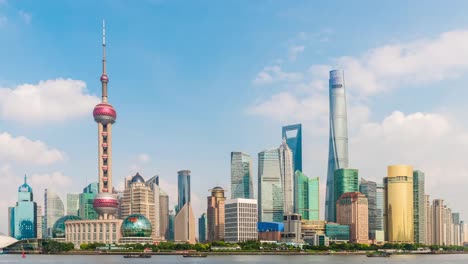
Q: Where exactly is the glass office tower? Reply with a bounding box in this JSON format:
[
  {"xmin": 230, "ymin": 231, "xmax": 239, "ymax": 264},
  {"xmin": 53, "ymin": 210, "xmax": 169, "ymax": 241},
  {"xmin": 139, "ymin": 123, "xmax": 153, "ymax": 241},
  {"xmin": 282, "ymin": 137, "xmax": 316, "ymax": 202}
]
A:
[
  {"xmin": 279, "ymin": 140, "xmax": 294, "ymax": 215},
  {"xmin": 78, "ymin": 183, "xmax": 98, "ymax": 220},
  {"xmin": 295, "ymin": 171, "xmax": 319, "ymax": 220},
  {"xmin": 413, "ymin": 170, "xmax": 426, "ymax": 244},
  {"xmin": 360, "ymin": 178, "xmax": 385, "ymax": 240},
  {"xmin": 230, "ymin": 152, "xmax": 254, "ymax": 199},
  {"xmin": 198, "ymin": 213, "xmax": 207, "ymax": 243},
  {"xmin": 44, "ymin": 189, "xmax": 64, "ymax": 238},
  {"xmin": 384, "ymin": 165, "xmax": 414, "ymax": 243},
  {"xmin": 258, "ymin": 148, "xmax": 283, "ymax": 222},
  {"xmin": 332, "ymin": 168, "xmax": 358, "ymax": 222},
  {"xmin": 325, "ymin": 70, "xmax": 349, "ymax": 222},
  {"xmin": 177, "ymin": 170, "xmax": 191, "ymax": 211},
  {"xmin": 282, "ymin": 124, "xmax": 302, "ymax": 173},
  {"xmin": 10, "ymin": 176, "xmax": 38, "ymax": 239}
]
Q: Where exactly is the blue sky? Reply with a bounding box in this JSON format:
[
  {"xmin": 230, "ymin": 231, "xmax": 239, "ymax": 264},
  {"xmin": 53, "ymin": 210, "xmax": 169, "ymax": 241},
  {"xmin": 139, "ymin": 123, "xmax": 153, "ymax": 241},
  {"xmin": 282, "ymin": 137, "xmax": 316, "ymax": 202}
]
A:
[{"xmin": 2, "ymin": 0, "xmax": 468, "ymax": 233}]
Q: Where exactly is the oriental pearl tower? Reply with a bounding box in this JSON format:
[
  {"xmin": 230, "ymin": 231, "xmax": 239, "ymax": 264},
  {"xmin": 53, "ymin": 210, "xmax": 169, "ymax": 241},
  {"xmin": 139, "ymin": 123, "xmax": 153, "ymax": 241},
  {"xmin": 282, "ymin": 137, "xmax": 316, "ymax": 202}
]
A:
[{"xmin": 92, "ymin": 21, "xmax": 119, "ymax": 220}]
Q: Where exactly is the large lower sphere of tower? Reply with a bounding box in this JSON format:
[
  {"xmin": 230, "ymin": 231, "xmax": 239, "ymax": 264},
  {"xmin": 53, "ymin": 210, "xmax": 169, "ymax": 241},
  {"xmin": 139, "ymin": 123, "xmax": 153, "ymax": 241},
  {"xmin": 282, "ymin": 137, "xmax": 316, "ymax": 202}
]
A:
[
  {"xmin": 93, "ymin": 192, "xmax": 119, "ymax": 217},
  {"xmin": 93, "ymin": 103, "xmax": 117, "ymax": 124}
]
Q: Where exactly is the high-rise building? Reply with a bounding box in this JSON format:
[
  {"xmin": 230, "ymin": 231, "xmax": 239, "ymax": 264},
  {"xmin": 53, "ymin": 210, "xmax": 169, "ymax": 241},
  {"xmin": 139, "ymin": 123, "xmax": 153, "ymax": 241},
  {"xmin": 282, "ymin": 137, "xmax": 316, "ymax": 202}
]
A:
[
  {"xmin": 453, "ymin": 213, "xmax": 461, "ymax": 246},
  {"xmin": 360, "ymin": 178, "xmax": 384, "ymax": 241},
  {"xmin": 425, "ymin": 195, "xmax": 433, "ymax": 245},
  {"xmin": 146, "ymin": 175, "xmax": 169, "ymax": 241},
  {"xmin": 230, "ymin": 152, "xmax": 254, "ymax": 199},
  {"xmin": 44, "ymin": 189, "xmax": 64, "ymax": 238},
  {"xmin": 66, "ymin": 193, "xmax": 80, "ymax": 216},
  {"xmin": 413, "ymin": 170, "xmax": 426, "ymax": 244},
  {"xmin": 168, "ymin": 210, "xmax": 175, "ymax": 241},
  {"xmin": 325, "ymin": 69, "xmax": 349, "ymax": 222},
  {"xmin": 207, "ymin": 187, "xmax": 226, "ymax": 242},
  {"xmin": 433, "ymin": 199, "xmax": 445, "ymax": 245},
  {"xmin": 78, "ymin": 183, "xmax": 98, "ymax": 220},
  {"xmin": 36, "ymin": 205, "xmax": 43, "ymax": 239},
  {"xmin": 258, "ymin": 148, "xmax": 283, "ymax": 222},
  {"xmin": 10, "ymin": 176, "xmax": 38, "ymax": 239},
  {"xmin": 444, "ymin": 206, "xmax": 452, "ymax": 245},
  {"xmin": 332, "ymin": 168, "xmax": 358, "ymax": 222},
  {"xmin": 66, "ymin": 22, "xmax": 123, "ymax": 247},
  {"xmin": 294, "ymin": 171, "xmax": 319, "ymax": 220},
  {"xmin": 282, "ymin": 124, "xmax": 302, "ymax": 173},
  {"xmin": 279, "ymin": 140, "xmax": 294, "ymax": 215},
  {"xmin": 121, "ymin": 173, "xmax": 158, "ymax": 240},
  {"xmin": 384, "ymin": 165, "xmax": 414, "ymax": 243},
  {"xmin": 336, "ymin": 192, "xmax": 369, "ymax": 244},
  {"xmin": 225, "ymin": 199, "xmax": 258, "ymax": 243},
  {"xmin": 174, "ymin": 170, "xmax": 196, "ymax": 244},
  {"xmin": 198, "ymin": 213, "xmax": 207, "ymax": 243}
]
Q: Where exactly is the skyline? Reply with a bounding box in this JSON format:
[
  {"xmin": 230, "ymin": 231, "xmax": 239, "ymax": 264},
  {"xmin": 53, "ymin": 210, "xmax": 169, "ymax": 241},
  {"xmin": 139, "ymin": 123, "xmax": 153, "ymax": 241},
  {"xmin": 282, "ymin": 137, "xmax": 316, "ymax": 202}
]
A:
[{"xmin": 2, "ymin": 0, "xmax": 468, "ymax": 234}]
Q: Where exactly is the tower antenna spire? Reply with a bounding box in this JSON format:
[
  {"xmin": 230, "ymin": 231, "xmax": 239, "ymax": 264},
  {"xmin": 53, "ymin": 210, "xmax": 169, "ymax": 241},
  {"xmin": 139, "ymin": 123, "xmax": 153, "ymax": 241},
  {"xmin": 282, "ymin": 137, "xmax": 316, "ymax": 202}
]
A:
[{"xmin": 100, "ymin": 19, "xmax": 109, "ymax": 102}]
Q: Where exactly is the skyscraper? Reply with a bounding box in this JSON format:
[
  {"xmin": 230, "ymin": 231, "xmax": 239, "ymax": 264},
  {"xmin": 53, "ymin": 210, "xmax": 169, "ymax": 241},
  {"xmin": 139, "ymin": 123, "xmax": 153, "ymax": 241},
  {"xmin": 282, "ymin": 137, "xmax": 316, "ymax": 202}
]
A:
[
  {"xmin": 295, "ymin": 171, "xmax": 319, "ymax": 220},
  {"xmin": 425, "ymin": 195, "xmax": 433, "ymax": 245},
  {"xmin": 66, "ymin": 193, "xmax": 80, "ymax": 216},
  {"xmin": 384, "ymin": 165, "xmax": 414, "ymax": 243},
  {"xmin": 36, "ymin": 205, "xmax": 42, "ymax": 239},
  {"xmin": 258, "ymin": 148, "xmax": 283, "ymax": 222},
  {"xmin": 336, "ymin": 192, "xmax": 369, "ymax": 244},
  {"xmin": 332, "ymin": 168, "xmax": 358, "ymax": 222},
  {"xmin": 198, "ymin": 213, "xmax": 207, "ymax": 243},
  {"xmin": 147, "ymin": 175, "xmax": 170, "ymax": 241},
  {"xmin": 10, "ymin": 176, "xmax": 38, "ymax": 239},
  {"xmin": 282, "ymin": 124, "xmax": 302, "ymax": 173},
  {"xmin": 224, "ymin": 199, "xmax": 258, "ymax": 243},
  {"xmin": 174, "ymin": 170, "xmax": 196, "ymax": 244},
  {"xmin": 325, "ymin": 70, "xmax": 349, "ymax": 222},
  {"xmin": 44, "ymin": 189, "xmax": 64, "ymax": 238},
  {"xmin": 279, "ymin": 140, "xmax": 294, "ymax": 215},
  {"xmin": 360, "ymin": 179, "xmax": 384, "ymax": 241},
  {"xmin": 230, "ymin": 152, "xmax": 254, "ymax": 199},
  {"xmin": 413, "ymin": 170, "xmax": 426, "ymax": 244},
  {"xmin": 207, "ymin": 187, "xmax": 226, "ymax": 242},
  {"xmin": 78, "ymin": 183, "xmax": 98, "ymax": 220},
  {"xmin": 121, "ymin": 173, "xmax": 158, "ymax": 240}
]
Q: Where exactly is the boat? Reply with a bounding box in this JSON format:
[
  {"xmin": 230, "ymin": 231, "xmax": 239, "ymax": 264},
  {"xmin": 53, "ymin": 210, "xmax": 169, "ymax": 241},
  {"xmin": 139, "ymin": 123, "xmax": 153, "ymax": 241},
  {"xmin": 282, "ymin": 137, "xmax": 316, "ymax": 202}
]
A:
[
  {"xmin": 183, "ymin": 253, "xmax": 208, "ymax": 258},
  {"xmin": 123, "ymin": 254, "xmax": 151, "ymax": 258},
  {"xmin": 366, "ymin": 251, "xmax": 391, "ymax": 257}
]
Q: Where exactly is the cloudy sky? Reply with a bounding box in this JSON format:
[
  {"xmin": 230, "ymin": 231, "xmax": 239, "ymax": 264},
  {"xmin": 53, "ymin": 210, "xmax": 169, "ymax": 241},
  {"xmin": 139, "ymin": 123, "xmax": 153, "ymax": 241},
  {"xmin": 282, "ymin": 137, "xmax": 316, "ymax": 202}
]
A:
[{"xmin": 1, "ymin": 0, "xmax": 468, "ymax": 233}]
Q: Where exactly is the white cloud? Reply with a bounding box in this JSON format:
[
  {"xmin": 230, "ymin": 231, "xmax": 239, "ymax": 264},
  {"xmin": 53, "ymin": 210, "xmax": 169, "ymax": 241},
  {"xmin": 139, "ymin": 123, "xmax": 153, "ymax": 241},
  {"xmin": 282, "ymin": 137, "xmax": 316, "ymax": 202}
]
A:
[
  {"xmin": 18, "ymin": 10, "xmax": 31, "ymax": 24},
  {"xmin": 0, "ymin": 132, "xmax": 64, "ymax": 165},
  {"xmin": 29, "ymin": 171, "xmax": 73, "ymax": 192},
  {"xmin": 253, "ymin": 66, "xmax": 303, "ymax": 85},
  {"xmin": 0, "ymin": 78, "xmax": 100, "ymax": 123},
  {"xmin": 333, "ymin": 30, "xmax": 468, "ymax": 96},
  {"xmin": 137, "ymin": 153, "xmax": 150, "ymax": 163},
  {"xmin": 288, "ymin": 45, "xmax": 305, "ymax": 61}
]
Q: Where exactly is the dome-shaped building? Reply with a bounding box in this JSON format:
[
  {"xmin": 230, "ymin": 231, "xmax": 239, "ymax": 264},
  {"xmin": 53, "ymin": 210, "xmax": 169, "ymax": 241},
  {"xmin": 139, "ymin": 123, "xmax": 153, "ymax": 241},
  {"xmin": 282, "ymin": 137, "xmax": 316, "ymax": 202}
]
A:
[
  {"xmin": 131, "ymin": 172, "xmax": 145, "ymax": 183},
  {"xmin": 52, "ymin": 215, "xmax": 82, "ymax": 239},
  {"xmin": 120, "ymin": 214, "xmax": 153, "ymax": 244}
]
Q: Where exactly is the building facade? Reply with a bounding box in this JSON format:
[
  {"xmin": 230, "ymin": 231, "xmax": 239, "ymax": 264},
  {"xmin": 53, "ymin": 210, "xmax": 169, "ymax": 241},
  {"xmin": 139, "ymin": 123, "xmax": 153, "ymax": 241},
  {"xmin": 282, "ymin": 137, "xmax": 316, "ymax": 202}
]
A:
[
  {"xmin": 294, "ymin": 171, "xmax": 319, "ymax": 220},
  {"xmin": 258, "ymin": 148, "xmax": 283, "ymax": 222},
  {"xmin": 359, "ymin": 178, "xmax": 384, "ymax": 241},
  {"xmin": 336, "ymin": 192, "xmax": 369, "ymax": 244},
  {"xmin": 384, "ymin": 165, "xmax": 414, "ymax": 243},
  {"xmin": 66, "ymin": 193, "xmax": 80, "ymax": 216},
  {"xmin": 282, "ymin": 124, "xmax": 302, "ymax": 173},
  {"xmin": 44, "ymin": 189, "xmax": 64, "ymax": 238},
  {"xmin": 78, "ymin": 183, "xmax": 98, "ymax": 220},
  {"xmin": 281, "ymin": 213, "xmax": 303, "ymax": 243},
  {"xmin": 425, "ymin": 195, "xmax": 433, "ymax": 245},
  {"xmin": 174, "ymin": 170, "xmax": 196, "ymax": 244},
  {"xmin": 325, "ymin": 223, "xmax": 350, "ymax": 242},
  {"xmin": 258, "ymin": 222, "xmax": 284, "ymax": 242},
  {"xmin": 9, "ymin": 176, "xmax": 38, "ymax": 240},
  {"xmin": 332, "ymin": 168, "xmax": 358, "ymax": 222},
  {"xmin": 433, "ymin": 199, "xmax": 444, "ymax": 245},
  {"xmin": 198, "ymin": 213, "xmax": 207, "ymax": 243},
  {"xmin": 207, "ymin": 187, "xmax": 226, "ymax": 242},
  {"xmin": 230, "ymin": 152, "xmax": 254, "ymax": 199},
  {"xmin": 224, "ymin": 199, "xmax": 258, "ymax": 243},
  {"xmin": 413, "ymin": 170, "xmax": 426, "ymax": 244},
  {"xmin": 279, "ymin": 140, "xmax": 294, "ymax": 215},
  {"xmin": 121, "ymin": 173, "xmax": 158, "ymax": 241},
  {"xmin": 325, "ymin": 69, "xmax": 349, "ymax": 222}
]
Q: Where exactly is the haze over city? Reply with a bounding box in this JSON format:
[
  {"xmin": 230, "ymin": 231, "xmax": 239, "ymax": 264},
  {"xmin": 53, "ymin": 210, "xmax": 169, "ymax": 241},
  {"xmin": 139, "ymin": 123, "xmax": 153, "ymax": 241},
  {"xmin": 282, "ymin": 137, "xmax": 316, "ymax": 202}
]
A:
[{"xmin": 1, "ymin": 0, "xmax": 468, "ymax": 238}]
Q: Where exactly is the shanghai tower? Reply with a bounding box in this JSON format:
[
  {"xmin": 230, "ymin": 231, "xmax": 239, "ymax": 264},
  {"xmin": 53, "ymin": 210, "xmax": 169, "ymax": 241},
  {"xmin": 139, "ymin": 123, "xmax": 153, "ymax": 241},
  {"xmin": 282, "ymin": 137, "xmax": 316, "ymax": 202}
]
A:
[{"xmin": 325, "ymin": 69, "xmax": 349, "ymax": 222}]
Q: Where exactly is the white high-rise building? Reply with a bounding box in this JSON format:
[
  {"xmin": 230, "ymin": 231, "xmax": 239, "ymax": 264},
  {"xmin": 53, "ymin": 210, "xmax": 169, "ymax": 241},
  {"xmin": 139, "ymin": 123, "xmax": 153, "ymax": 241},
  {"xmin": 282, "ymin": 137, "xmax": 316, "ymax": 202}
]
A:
[
  {"xmin": 66, "ymin": 193, "xmax": 80, "ymax": 216},
  {"xmin": 44, "ymin": 189, "xmax": 64, "ymax": 238},
  {"xmin": 224, "ymin": 199, "xmax": 258, "ymax": 243},
  {"xmin": 279, "ymin": 140, "xmax": 294, "ymax": 215}
]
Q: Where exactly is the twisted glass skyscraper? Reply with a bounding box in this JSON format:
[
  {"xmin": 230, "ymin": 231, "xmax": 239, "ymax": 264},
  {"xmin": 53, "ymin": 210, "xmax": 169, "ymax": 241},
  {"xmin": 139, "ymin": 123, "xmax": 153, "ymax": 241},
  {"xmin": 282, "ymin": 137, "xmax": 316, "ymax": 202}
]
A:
[{"xmin": 325, "ymin": 69, "xmax": 349, "ymax": 222}]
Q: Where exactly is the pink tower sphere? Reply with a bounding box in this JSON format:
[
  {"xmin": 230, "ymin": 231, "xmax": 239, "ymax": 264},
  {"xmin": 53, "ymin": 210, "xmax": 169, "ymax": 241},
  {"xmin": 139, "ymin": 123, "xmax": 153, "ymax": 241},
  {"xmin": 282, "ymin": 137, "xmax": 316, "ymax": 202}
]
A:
[{"xmin": 93, "ymin": 103, "xmax": 117, "ymax": 124}]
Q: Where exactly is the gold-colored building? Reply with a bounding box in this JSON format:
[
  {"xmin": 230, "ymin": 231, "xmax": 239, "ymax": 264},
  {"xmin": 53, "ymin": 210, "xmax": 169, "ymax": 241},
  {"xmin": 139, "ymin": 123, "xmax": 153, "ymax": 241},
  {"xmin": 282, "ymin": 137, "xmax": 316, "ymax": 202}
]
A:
[
  {"xmin": 207, "ymin": 187, "xmax": 226, "ymax": 242},
  {"xmin": 384, "ymin": 165, "xmax": 414, "ymax": 243}
]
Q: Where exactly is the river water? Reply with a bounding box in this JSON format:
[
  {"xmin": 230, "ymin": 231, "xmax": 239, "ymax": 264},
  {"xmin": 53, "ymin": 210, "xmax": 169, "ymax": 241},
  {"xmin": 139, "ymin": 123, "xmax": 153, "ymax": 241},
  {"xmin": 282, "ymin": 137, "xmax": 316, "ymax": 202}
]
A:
[{"xmin": 0, "ymin": 254, "xmax": 467, "ymax": 263}]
